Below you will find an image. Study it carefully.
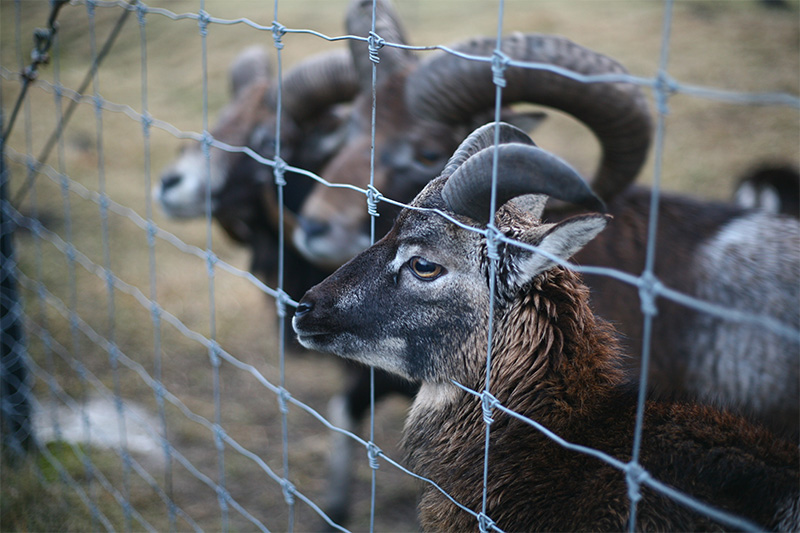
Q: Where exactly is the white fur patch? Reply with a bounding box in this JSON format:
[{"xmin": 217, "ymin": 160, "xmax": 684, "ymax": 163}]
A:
[
  {"xmin": 155, "ymin": 149, "xmax": 224, "ymax": 218},
  {"xmin": 408, "ymin": 382, "xmax": 459, "ymax": 424},
  {"xmin": 688, "ymin": 212, "xmax": 800, "ymax": 415}
]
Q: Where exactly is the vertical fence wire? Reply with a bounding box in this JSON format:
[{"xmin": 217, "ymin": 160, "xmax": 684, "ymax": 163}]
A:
[
  {"xmin": 367, "ymin": 4, "xmax": 380, "ymax": 530},
  {"xmin": 479, "ymin": 1, "xmax": 509, "ymax": 530},
  {"xmin": 271, "ymin": 0, "xmax": 298, "ymax": 528},
  {"xmin": 51, "ymin": 7, "xmax": 102, "ymax": 527},
  {"xmin": 628, "ymin": 1, "xmax": 676, "ymax": 529},
  {"xmin": 136, "ymin": 4, "xmax": 178, "ymax": 530},
  {"xmin": 196, "ymin": 1, "xmax": 230, "ymax": 529}
]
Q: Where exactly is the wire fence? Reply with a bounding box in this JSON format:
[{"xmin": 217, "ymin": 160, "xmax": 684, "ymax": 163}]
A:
[{"xmin": 1, "ymin": 0, "xmax": 799, "ymax": 531}]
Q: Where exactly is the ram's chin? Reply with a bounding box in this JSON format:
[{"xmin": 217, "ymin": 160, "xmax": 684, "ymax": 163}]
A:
[
  {"xmin": 297, "ymin": 332, "xmax": 411, "ymax": 380},
  {"xmin": 294, "ymin": 331, "xmax": 344, "ymax": 355}
]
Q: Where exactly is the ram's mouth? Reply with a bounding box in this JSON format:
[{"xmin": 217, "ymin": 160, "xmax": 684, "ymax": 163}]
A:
[{"xmin": 292, "ymin": 319, "xmax": 338, "ymax": 349}]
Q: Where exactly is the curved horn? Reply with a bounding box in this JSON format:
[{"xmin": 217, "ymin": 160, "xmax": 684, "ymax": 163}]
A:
[
  {"xmin": 408, "ymin": 33, "xmax": 652, "ymax": 203},
  {"xmin": 345, "ymin": 0, "xmax": 416, "ymax": 89},
  {"xmin": 230, "ymin": 46, "xmax": 272, "ymax": 98},
  {"xmin": 269, "ymin": 49, "xmax": 360, "ymax": 124},
  {"xmin": 441, "ymin": 121, "xmax": 537, "ymax": 179},
  {"xmin": 442, "ymin": 143, "xmax": 605, "ymax": 224}
]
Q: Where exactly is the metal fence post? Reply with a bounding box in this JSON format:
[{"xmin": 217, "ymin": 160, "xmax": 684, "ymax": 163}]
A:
[{"xmin": 0, "ymin": 103, "xmax": 34, "ymax": 460}]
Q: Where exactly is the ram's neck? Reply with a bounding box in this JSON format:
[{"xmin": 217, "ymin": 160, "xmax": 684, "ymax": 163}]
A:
[
  {"xmin": 490, "ymin": 268, "xmax": 626, "ymax": 428},
  {"xmin": 404, "ymin": 269, "xmax": 626, "ymax": 472}
]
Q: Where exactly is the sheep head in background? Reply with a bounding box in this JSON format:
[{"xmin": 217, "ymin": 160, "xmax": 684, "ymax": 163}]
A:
[
  {"xmin": 292, "ymin": 0, "xmax": 650, "ymax": 269},
  {"xmin": 293, "ymin": 123, "xmax": 800, "ymax": 532},
  {"xmin": 154, "ymin": 45, "xmax": 359, "ymax": 279},
  {"xmin": 733, "ymin": 163, "xmax": 800, "ymax": 218}
]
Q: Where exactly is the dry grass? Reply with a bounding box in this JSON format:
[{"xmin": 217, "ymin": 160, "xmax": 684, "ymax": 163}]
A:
[{"xmin": 1, "ymin": 0, "xmax": 798, "ymax": 531}]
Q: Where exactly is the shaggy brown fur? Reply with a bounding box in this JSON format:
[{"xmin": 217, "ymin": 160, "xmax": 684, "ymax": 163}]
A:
[{"xmin": 403, "ymin": 267, "xmax": 799, "ymax": 531}]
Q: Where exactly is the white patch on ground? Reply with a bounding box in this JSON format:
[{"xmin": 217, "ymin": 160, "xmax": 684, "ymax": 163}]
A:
[{"xmin": 33, "ymin": 396, "xmax": 166, "ymax": 463}]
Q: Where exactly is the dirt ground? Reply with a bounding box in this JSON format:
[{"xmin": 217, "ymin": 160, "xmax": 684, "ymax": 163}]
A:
[{"xmin": 1, "ymin": 1, "xmax": 798, "ymax": 531}]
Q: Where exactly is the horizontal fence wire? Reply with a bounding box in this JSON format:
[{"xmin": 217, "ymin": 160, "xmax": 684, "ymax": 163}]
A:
[{"xmin": 1, "ymin": 0, "xmax": 798, "ymax": 532}]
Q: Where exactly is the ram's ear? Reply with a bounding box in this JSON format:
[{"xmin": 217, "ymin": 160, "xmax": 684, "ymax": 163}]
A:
[{"xmin": 506, "ymin": 214, "xmax": 609, "ymax": 290}]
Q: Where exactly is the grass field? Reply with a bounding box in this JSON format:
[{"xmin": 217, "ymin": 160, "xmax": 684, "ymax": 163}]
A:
[{"xmin": 1, "ymin": 0, "xmax": 798, "ymax": 531}]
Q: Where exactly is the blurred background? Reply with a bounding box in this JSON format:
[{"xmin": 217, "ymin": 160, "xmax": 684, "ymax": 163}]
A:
[{"xmin": 1, "ymin": 1, "xmax": 797, "ymax": 531}]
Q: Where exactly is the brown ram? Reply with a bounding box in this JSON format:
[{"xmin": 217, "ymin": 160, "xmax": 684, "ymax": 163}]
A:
[{"xmin": 293, "ymin": 123, "xmax": 800, "ymax": 531}]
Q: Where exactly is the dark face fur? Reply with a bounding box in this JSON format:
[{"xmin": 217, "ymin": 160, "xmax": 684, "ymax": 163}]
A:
[
  {"xmin": 292, "ymin": 176, "xmax": 608, "ymax": 384},
  {"xmin": 293, "ymin": 187, "xmax": 489, "ymax": 383}
]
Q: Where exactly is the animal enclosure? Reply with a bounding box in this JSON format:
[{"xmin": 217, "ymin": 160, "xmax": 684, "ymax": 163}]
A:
[{"xmin": 1, "ymin": 1, "xmax": 798, "ymax": 531}]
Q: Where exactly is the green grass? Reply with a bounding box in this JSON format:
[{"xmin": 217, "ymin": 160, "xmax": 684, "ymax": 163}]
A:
[{"xmin": 1, "ymin": 0, "xmax": 798, "ymax": 531}]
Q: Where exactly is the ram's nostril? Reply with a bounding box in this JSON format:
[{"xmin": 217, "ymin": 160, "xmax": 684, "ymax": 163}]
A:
[
  {"xmin": 298, "ymin": 216, "xmax": 330, "ymax": 240},
  {"xmin": 295, "ymin": 300, "xmax": 314, "ymax": 318},
  {"xmin": 160, "ymin": 173, "xmax": 182, "ymax": 191}
]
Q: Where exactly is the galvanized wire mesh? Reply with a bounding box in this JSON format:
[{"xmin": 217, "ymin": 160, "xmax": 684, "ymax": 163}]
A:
[{"xmin": 1, "ymin": 1, "xmax": 798, "ymax": 532}]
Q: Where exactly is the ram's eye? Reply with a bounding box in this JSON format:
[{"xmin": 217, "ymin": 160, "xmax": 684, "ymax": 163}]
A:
[
  {"xmin": 408, "ymin": 256, "xmax": 445, "ymax": 280},
  {"xmin": 416, "ymin": 150, "xmax": 442, "ymax": 167}
]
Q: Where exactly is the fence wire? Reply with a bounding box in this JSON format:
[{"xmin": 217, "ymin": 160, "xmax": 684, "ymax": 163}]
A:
[{"xmin": 1, "ymin": 0, "xmax": 798, "ymax": 532}]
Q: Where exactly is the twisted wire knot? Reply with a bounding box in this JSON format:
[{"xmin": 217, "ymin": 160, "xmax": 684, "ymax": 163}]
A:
[
  {"xmin": 201, "ymin": 131, "xmax": 214, "ymax": 156},
  {"xmin": 478, "ymin": 512, "xmax": 496, "ymax": 533},
  {"xmin": 21, "ymin": 66, "xmax": 39, "ymax": 83},
  {"xmin": 92, "ymin": 93, "xmax": 104, "ymax": 114},
  {"xmin": 113, "ymin": 391, "xmax": 124, "ymax": 414},
  {"xmin": 152, "ymin": 379, "xmax": 166, "ymax": 402},
  {"xmin": 197, "ymin": 10, "xmax": 210, "ymax": 37},
  {"xmin": 32, "ymin": 28, "xmax": 53, "ymax": 65},
  {"xmin": 480, "ymin": 390, "xmax": 500, "ymax": 426},
  {"xmin": 271, "ymin": 21, "xmax": 286, "ymax": 50},
  {"xmin": 654, "ymin": 71, "xmax": 677, "ymax": 116},
  {"xmin": 625, "ymin": 461, "xmax": 649, "ymax": 504},
  {"xmin": 214, "ymin": 424, "xmax": 227, "ymax": 445},
  {"xmin": 367, "ymin": 441, "xmax": 381, "ymax": 470},
  {"xmin": 275, "ymin": 289, "xmax": 289, "ymax": 319},
  {"xmin": 278, "ymin": 387, "xmax": 291, "ymax": 414},
  {"xmin": 215, "ymin": 486, "xmax": 230, "ymax": 510},
  {"xmin": 108, "ymin": 343, "xmax": 120, "ymax": 368},
  {"xmin": 26, "ymin": 156, "xmax": 37, "ymax": 175},
  {"xmin": 136, "ymin": 3, "xmax": 147, "ymax": 25},
  {"xmin": 485, "ymin": 225, "xmax": 501, "ymax": 262},
  {"xmin": 74, "ymin": 358, "xmax": 89, "ymax": 383},
  {"xmin": 281, "ymin": 479, "xmax": 296, "ymax": 505},
  {"xmin": 273, "ymin": 156, "xmax": 287, "ymax": 187},
  {"xmin": 140, "ymin": 113, "xmax": 153, "ymax": 137},
  {"xmin": 205, "ymin": 250, "xmax": 218, "ymax": 276},
  {"xmin": 145, "ymin": 220, "xmax": 157, "ymax": 245},
  {"xmin": 65, "ymin": 242, "xmax": 76, "ymax": 264},
  {"xmin": 491, "ymin": 50, "xmax": 510, "ymax": 88},
  {"xmin": 149, "ymin": 301, "xmax": 162, "ymax": 324},
  {"xmin": 637, "ymin": 270, "xmax": 662, "ymax": 318},
  {"xmin": 368, "ymin": 31, "xmax": 384, "ymax": 64},
  {"xmin": 366, "ymin": 184, "xmax": 382, "ymax": 217},
  {"xmin": 120, "ymin": 497, "xmax": 133, "ymax": 521},
  {"xmin": 208, "ymin": 341, "xmax": 221, "ymax": 368}
]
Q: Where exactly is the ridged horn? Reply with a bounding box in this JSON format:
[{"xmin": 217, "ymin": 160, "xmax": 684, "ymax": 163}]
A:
[
  {"xmin": 230, "ymin": 46, "xmax": 272, "ymax": 98},
  {"xmin": 441, "ymin": 121, "xmax": 537, "ymax": 180},
  {"xmin": 408, "ymin": 33, "xmax": 652, "ymax": 203},
  {"xmin": 270, "ymin": 49, "xmax": 360, "ymax": 124},
  {"xmin": 442, "ymin": 142, "xmax": 606, "ymax": 225},
  {"xmin": 345, "ymin": 0, "xmax": 416, "ymax": 89}
]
